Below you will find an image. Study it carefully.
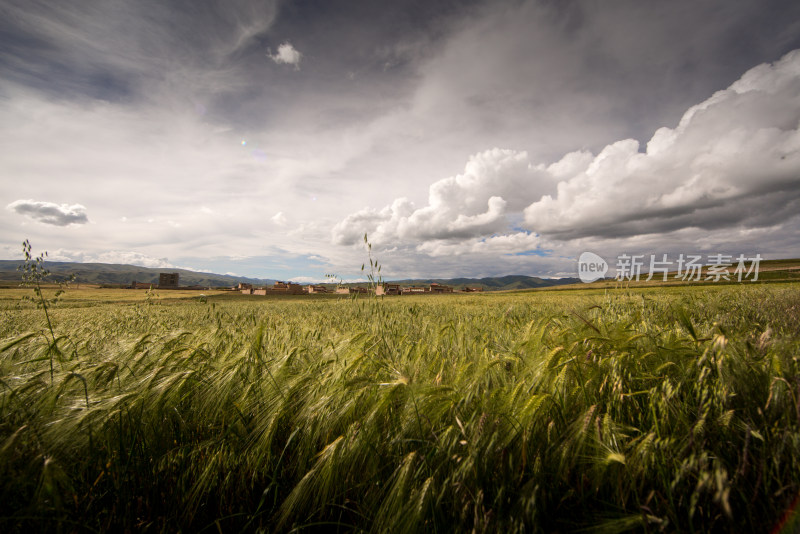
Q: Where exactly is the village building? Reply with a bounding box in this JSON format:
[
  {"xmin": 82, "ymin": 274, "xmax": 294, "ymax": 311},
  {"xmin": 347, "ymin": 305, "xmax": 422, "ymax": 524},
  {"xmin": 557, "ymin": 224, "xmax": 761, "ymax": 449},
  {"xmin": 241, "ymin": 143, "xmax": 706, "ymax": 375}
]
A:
[
  {"xmin": 331, "ymin": 286, "xmax": 373, "ymax": 295},
  {"xmin": 244, "ymin": 281, "xmax": 305, "ymax": 295},
  {"xmin": 429, "ymin": 283, "xmax": 454, "ymax": 294},
  {"xmin": 159, "ymin": 272, "xmax": 179, "ymax": 289},
  {"xmin": 376, "ymin": 283, "xmax": 401, "ymax": 295},
  {"xmin": 348, "ymin": 286, "xmax": 370, "ymax": 294},
  {"xmin": 272, "ymin": 282, "xmax": 305, "ymax": 294},
  {"xmin": 306, "ymin": 285, "xmax": 330, "ymax": 293},
  {"xmin": 402, "ymin": 286, "xmax": 427, "ymax": 294},
  {"xmin": 234, "ymin": 279, "xmax": 479, "ymax": 297}
]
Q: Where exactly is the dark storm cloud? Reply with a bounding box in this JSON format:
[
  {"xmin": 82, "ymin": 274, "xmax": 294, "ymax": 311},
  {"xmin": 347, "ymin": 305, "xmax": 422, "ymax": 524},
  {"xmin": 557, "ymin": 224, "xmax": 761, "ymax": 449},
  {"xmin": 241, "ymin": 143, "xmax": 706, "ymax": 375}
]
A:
[
  {"xmin": 0, "ymin": 0, "xmax": 478, "ymax": 125},
  {"xmin": 410, "ymin": 0, "xmax": 800, "ymax": 160},
  {"xmin": 3, "ymin": 0, "xmax": 798, "ymax": 136}
]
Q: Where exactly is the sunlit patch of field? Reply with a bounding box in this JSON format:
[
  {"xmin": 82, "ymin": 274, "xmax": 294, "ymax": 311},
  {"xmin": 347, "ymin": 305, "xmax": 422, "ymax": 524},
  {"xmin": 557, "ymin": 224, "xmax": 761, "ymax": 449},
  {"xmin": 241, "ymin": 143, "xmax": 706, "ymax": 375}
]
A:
[
  {"xmin": 0, "ymin": 287, "xmax": 232, "ymax": 307},
  {"xmin": 515, "ymin": 257, "xmax": 800, "ymax": 292},
  {"xmin": 1, "ymin": 283, "xmax": 799, "ymax": 532}
]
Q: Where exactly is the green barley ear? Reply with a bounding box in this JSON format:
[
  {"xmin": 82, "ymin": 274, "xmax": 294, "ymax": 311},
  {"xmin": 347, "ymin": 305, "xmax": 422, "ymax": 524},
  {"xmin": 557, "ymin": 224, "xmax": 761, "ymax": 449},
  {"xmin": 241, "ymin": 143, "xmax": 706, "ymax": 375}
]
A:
[{"xmin": 16, "ymin": 240, "xmax": 76, "ymax": 384}]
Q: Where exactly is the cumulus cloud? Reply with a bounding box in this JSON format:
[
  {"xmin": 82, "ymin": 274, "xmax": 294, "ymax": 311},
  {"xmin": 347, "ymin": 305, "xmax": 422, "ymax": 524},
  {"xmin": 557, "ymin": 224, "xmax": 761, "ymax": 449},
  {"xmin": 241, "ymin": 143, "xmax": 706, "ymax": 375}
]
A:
[
  {"xmin": 332, "ymin": 148, "xmax": 557, "ymax": 246},
  {"xmin": 93, "ymin": 252, "xmax": 174, "ymax": 268},
  {"xmin": 269, "ymin": 42, "xmax": 302, "ymax": 69},
  {"xmin": 7, "ymin": 199, "xmax": 89, "ymax": 226},
  {"xmin": 288, "ymin": 275, "xmax": 323, "ymax": 284},
  {"xmin": 334, "ymin": 49, "xmax": 800, "ymax": 257},
  {"xmin": 44, "ymin": 249, "xmax": 175, "ymax": 268},
  {"xmin": 523, "ymin": 49, "xmax": 800, "ymax": 239},
  {"xmin": 416, "ymin": 232, "xmax": 542, "ymax": 257}
]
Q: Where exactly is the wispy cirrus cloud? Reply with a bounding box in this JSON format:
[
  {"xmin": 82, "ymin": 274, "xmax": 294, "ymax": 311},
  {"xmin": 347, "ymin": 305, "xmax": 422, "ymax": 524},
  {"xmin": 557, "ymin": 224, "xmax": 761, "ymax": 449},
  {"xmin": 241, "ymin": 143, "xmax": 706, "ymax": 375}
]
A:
[{"xmin": 7, "ymin": 200, "xmax": 89, "ymax": 226}]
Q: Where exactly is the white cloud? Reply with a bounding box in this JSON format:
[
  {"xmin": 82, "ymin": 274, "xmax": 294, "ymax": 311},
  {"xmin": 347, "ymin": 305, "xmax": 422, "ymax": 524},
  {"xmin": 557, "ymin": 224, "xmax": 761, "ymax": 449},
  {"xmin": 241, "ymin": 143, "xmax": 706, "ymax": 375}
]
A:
[
  {"xmin": 271, "ymin": 211, "xmax": 287, "ymax": 226},
  {"xmin": 93, "ymin": 251, "xmax": 174, "ymax": 268},
  {"xmin": 288, "ymin": 275, "xmax": 321, "ymax": 283},
  {"xmin": 416, "ymin": 232, "xmax": 541, "ymax": 257},
  {"xmin": 269, "ymin": 42, "xmax": 302, "ymax": 69},
  {"xmin": 45, "ymin": 249, "xmax": 175, "ymax": 269},
  {"xmin": 0, "ymin": 87, "xmax": 312, "ymax": 262},
  {"xmin": 523, "ymin": 49, "xmax": 800, "ymax": 239},
  {"xmin": 332, "ymin": 148, "xmax": 556, "ymax": 246},
  {"xmin": 334, "ymin": 49, "xmax": 800, "ymax": 261},
  {"xmin": 7, "ymin": 199, "xmax": 89, "ymax": 226}
]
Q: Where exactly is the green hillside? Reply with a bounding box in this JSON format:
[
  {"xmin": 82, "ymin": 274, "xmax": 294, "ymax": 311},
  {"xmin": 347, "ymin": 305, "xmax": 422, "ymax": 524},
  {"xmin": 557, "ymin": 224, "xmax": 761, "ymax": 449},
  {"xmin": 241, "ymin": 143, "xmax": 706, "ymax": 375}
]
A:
[
  {"xmin": 386, "ymin": 274, "xmax": 580, "ymax": 290},
  {"xmin": 0, "ymin": 260, "xmax": 579, "ymax": 291},
  {"xmin": 0, "ymin": 260, "xmax": 275, "ymax": 288},
  {"xmin": 4, "ymin": 257, "xmax": 794, "ymax": 292}
]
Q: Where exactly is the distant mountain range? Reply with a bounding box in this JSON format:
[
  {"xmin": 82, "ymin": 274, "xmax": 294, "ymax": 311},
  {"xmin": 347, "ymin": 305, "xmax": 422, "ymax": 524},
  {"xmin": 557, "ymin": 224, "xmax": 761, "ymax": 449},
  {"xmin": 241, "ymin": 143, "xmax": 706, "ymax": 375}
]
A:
[
  {"xmin": 8, "ymin": 257, "xmax": 796, "ymax": 290},
  {"xmin": 384, "ymin": 275, "xmax": 580, "ymax": 291},
  {"xmin": 0, "ymin": 260, "xmax": 578, "ymax": 291},
  {"xmin": 0, "ymin": 261, "xmax": 276, "ymax": 288}
]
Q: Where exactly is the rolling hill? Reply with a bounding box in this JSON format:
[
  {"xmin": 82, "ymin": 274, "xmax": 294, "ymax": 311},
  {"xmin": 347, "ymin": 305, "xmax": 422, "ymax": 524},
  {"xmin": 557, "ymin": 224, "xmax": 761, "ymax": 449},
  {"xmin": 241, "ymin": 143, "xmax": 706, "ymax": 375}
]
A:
[
  {"xmin": 385, "ymin": 274, "xmax": 580, "ymax": 291},
  {"xmin": 0, "ymin": 260, "xmax": 577, "ymax": 291},
  {"xmin": 0, "ymin": 261, "xmax": 275, "ymax": 288}
]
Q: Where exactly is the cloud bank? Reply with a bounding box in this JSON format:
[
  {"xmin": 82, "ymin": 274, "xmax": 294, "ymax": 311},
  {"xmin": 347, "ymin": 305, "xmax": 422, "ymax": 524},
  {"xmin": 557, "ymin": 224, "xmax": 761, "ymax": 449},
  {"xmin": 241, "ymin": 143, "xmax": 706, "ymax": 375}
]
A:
[
  {"xmin": 524, "ymin": 50, "xmax": 800, "ymax": 239},
  {"xmin": 43, "ymin": 249, "xmax": 175, "ymax": 269},
  {"xmin": 7, "ymin": 200, "xmax": 89, "ymax": 226},
  {"xmin": 334, "ymin": 49, "xmax": 800, "ymax": 256},
  {"xmin": 332, "ymin": 148, "xmax": 557, "ymax": 245}
]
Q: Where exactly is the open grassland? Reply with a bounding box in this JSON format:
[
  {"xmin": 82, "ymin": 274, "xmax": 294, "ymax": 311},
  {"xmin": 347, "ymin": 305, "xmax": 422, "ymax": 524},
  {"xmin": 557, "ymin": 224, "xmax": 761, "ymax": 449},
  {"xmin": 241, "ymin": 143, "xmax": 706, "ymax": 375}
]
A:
[
  {"xmin": 1, "ymin": 284, "xmax": 800, "ymax": 532},
  {"xmin": 525, "ymin": 258, "xmax": 800, "ymax": 292},
  {"xmin": 0, "ymin": 287, "xmax": 234, "ymax": 307}
]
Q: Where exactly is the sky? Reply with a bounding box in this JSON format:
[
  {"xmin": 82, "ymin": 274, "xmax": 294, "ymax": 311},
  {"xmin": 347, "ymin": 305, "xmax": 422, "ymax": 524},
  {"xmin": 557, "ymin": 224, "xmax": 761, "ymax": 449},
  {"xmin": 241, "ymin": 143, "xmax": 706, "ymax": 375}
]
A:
[{"xmin": 2, "ymin": 0, "xmax": 800, "ymax": 282}]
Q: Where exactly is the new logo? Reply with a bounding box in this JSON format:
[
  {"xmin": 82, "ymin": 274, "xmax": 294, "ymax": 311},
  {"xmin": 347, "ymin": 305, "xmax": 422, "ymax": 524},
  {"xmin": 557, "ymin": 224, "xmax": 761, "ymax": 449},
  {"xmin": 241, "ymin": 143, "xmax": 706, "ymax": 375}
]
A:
[{"xmin": 578, "ymin": 252, "xmax": 608, "ymax": 283}]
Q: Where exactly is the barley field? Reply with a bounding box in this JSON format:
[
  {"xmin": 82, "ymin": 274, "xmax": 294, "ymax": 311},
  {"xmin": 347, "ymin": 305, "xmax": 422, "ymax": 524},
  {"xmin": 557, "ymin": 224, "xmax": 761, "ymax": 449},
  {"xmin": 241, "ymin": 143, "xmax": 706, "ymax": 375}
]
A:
[{"xmin": 1, "ymin": 284, "xmax": 799, "ymax": 532}]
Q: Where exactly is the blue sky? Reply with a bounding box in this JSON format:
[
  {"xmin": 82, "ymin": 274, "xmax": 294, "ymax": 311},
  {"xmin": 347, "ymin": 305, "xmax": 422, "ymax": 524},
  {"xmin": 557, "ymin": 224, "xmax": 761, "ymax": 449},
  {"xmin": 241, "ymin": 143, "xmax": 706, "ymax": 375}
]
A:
[{"xmin": 2, "ymin": 0, "xmax": 800, "ymax": 281}]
